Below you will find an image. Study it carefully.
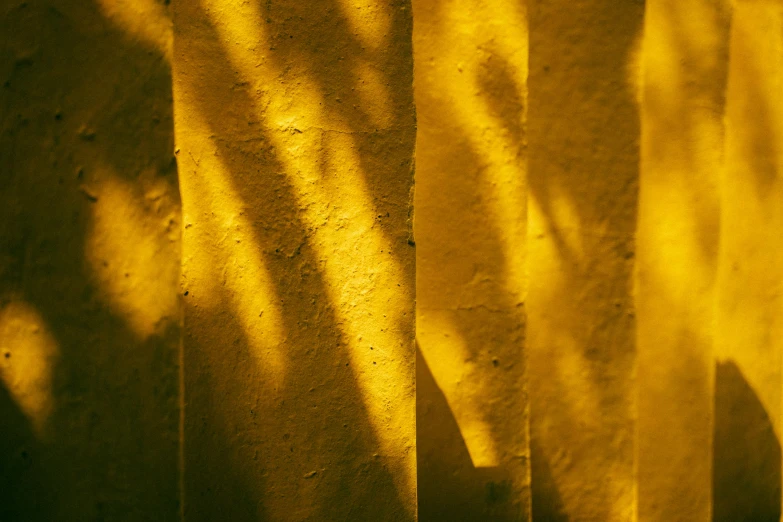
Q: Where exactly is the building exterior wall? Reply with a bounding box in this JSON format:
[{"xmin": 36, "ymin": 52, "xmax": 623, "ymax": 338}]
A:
[
  {"xmin": 412, "ymin": 0, "xmax": 530, "ymax": 519},
  {"xmin": 0, "ymin": 1, "xmax": 180, "ymax": 520},
  {"xmin": 172, "ymin": 0, "xmax": 417, "ymax": 519},
  {"xmin": 3, "ymin": 1, "xmax": 783, "ymax": 521}
]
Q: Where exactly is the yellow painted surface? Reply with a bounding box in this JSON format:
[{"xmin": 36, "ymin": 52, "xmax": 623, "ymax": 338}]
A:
[
  {"xmin": 0, "ymin": 1, "xmax": 181, "ymax": 520},
  {"xmin": 7, "ymin": 1, "xmax": 783, "ymax": 520},
  {"xmin": 714, "ymin": 3, "xmax": 783, "ymax": 520},
  {"xmin": 171, "ymin": 0, "xmax": 417, "ymax": 519},
  {"xmin": 526, "ymin": 1, "xmax": 642, "ymax": 520},
  {"xmin": 637, "ymin": 1, "xmax": 730, "ymax": 521},
  {"xmin": 0, "ymin": 302, "xmax": 58, "ymax": 438},
  {"xmin": 412, "ymin": 0, "xmax": 529, "ymax": 519}
]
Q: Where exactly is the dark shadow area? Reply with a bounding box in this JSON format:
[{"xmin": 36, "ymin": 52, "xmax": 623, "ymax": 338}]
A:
[
  {"xmin": 416, "ymin": 349, "xmax": 519, "ymax": 522},
  {"xmin": 173, "ymin": 1, "xmax": 416, "ymax": 520},
  {"xmin": 713, "ymin": 360, "xmax": 781, "ymax": 522},
  {"xmin": 255, "ymin": 0, "xmax": 416, "ymax": 245},
  {"xmin": 725, "ymin": 20, "xmax": 778, "ymax": 197},
  {"xmin": 475, "ymin": 45, "xmax": 525, "ymax": 156},
  {"xmin": 411, "ymin": 0, "xmax": 529, "ymax": 518},
  {"xmin": 529, "ymin": 438, "xmax": 568, "ymax": 522},
  {"xmin": 1, "ymin": 1, "xmax": 181, "ymax": 519},
  {"xmin": 639, "ymin": 0, "xmax": 730, "ymax": 262},
  {"xmin": 0, "ymin": 380, "xmax": 51, "ymax": 521}
]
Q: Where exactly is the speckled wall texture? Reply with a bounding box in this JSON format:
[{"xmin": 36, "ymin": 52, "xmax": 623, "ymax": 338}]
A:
[
  {"xmin": 3, "ymin": 1, "xmax": 783, "ymax": 521},
  {"xmin": 172, "ymin": 0, "xmax": 417, "ymax": 520},
  {"xmin": 1, "ymin": 1, "xmax": 180, "ymax": 520}
]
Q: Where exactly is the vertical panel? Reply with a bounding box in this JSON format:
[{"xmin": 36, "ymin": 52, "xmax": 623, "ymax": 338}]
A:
[
  {"xmin": 171, "ymin": 0, "xmax": 417, "ymax": 520},
  {"xmin": 636, "ymin": 1, "xmax": 730, "ymax": 521},
  {"xmin": 412, "ymin": 0, "xmax": 530, "ymax": 520},
  {"xmin": 713, "ymin": 3, "xmax": 783, "ymax": 520},
  {"xmin": 0, "ymin": 1, "xmax": 180, "ymax": 521},
  {"xmin": 526, "ymin": 0, "xmax": 642, "ymax": 520}
]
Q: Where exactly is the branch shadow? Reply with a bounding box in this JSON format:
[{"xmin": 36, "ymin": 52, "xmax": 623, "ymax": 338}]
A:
[
  {"xmin": 412, "ymin": 1, "xmax": 529, "ymax": 518},
  {"xmin": 0, "ymin": 379, "xmax": 52, "ymax": 521},
  {"xmin": 526, "ymin": 0, "xmax": 643, "ymax": 518},
  {"xmin": 713, "ymin": 360, "xmax": 781, "ymax": 522},
  {"xmin": 1, "ymin": 0, "xmax": 181, "ymax": 520},
  {"xmin": 417, "ymin": 349, "xmax": 519, "ymax": 522},
  {"xmin": 712, "ymin": 8, "xmax": 783, "ymax": 520},
  {"xmin": 636, "ymin": 1, "xmax": 732, "ymax": 520},
  {"xmin": 174, "ymin": 0, "xmax": 416, "ymax": 519}
]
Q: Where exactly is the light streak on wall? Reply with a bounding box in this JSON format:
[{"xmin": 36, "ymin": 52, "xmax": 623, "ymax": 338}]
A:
[
  {"xmin": 172, "ymin": 0, "xmax": 416, "ymax": 518},
  {"xmin": 412, "ymin": 0, "xmax": 529, "ymax": 518},
  {"xmin": 0, "ymin": 301, "xmax": 58, "ymax": 438},
  {"xmin": 86, "ymin": 172, "xmax": 180, "ymax": 339},
  {"xmin": 637, "ymin": 1, "xmax": 730, "ymax": 521}
]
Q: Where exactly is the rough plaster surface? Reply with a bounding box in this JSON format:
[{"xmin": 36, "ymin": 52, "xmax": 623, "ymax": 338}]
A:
[
  {"xmin": 412, "ymin": 0, "xmax": 530, "ymax": 520},
  {"xmin": 172, "ymin": 0, "xmax": 417, "ymax": 520},
  {"xmin": 637, "ymin": 1, "xmax": 730, "ymax": 521},
  {"xmin": 714, "ymin": 3, "xmax": 783, "ymax": 521},
  {"xmin": 4, "ymin": 1, "xmax": 783, "ymax": 521},
  {"xmin": 526, "ymin": 0, "xmax": 642, "ymax": 520},
  {"xmin": 0, "ymin": 0, "xmax": 181, "ymax": 520}
]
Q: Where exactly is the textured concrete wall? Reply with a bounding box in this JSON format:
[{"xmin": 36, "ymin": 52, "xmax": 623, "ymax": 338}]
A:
[
  {"xmin": 714, "ymin": 3, "xmax": 783, "ymax": 521},
  {"xmin": 171, "ymin": 0, "xmax": 417, "ymax": 519},
  {"xmin": 637, "ymin": 1, "xmax": 730, "ymax": 521},
  {"xmin": 5, "ymin": 1, "xmax": 783, "ymax": 521},
  {"xmin": 526, "ymin": 0, "xmax": 642, "ymax": 520},
  {"xmin": 412, "ymin": 0, "xmax": 529, "ymax": 520},
  {"xmin": 0, "ymin": 1, "xmax": 180, "ymax": 521}
]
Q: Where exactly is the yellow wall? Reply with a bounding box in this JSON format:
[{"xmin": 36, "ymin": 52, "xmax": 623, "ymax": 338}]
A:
[
  {"xmin": 4, "ymin": 1, "xmax": 783, "ymax": 521},
  {"xmin": 0, "ymin": 1, "xmax": 180, "ymax": 520},
  {"xmin": 412, "ymin": 0, "xmax": 529, "ymax": 519},
  {"xmin": 526, "ymin": 1, "xmax": 642, "ymax": 520},
  {"xmin": 172, "ymin": 0, "xmax": 417, "ymax": 519},
  {"xmin": 714, "ymin": 2, "xmax": 783, "ymax": 521},
  {"xmin": 637, "ymin": 1, "xmax": 729, "ymax": 520}
]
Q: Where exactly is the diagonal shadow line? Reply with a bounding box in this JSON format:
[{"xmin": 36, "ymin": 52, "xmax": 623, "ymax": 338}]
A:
[
  {"xmin": 713, "ymin": 360, "xmax": 782, "ymax": 522},
  {"xmin": 642, "ymin": 0, "xmax": 730, "ymax": 261},
  {"xmin": 412, "ymin": 7, "xmax": 529, "ymax": 518},
  {"xmin": 525, "ymin": 0, "xmax": 643, "ymax": 519},
  {"xmin": 711, "ymin": 17, "xmax": 783, "ymax": 519},
  {"xmin": 253, "ymin": 0, "xmax": 417, "ymax": 278},
  {"xmin": 175, "ymin": 1, "xmax": 415, "ymax": 520},
  {"xmin": 417, "ymin": 347, "xmax": 521, "ymax": 522},
  {"xmin": 723, "ymin": 12, "xmax": 779, "ymax": 198},
  {"xmin": 634, "ymin": 3, "xmax": 732, "ymax": 522}
]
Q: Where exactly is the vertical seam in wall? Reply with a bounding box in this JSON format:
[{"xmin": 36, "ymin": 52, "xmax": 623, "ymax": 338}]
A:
[
  {"xmin": 632, "ymin": 7, "xmax": 648, "ymax": 520},
  {"xmin": 178, "ymin": 293, "xmax": 186, "ymax": 522},
  {"xmin": 171, "ymin": 3, "xmax": 186, "ymax": 509}
]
